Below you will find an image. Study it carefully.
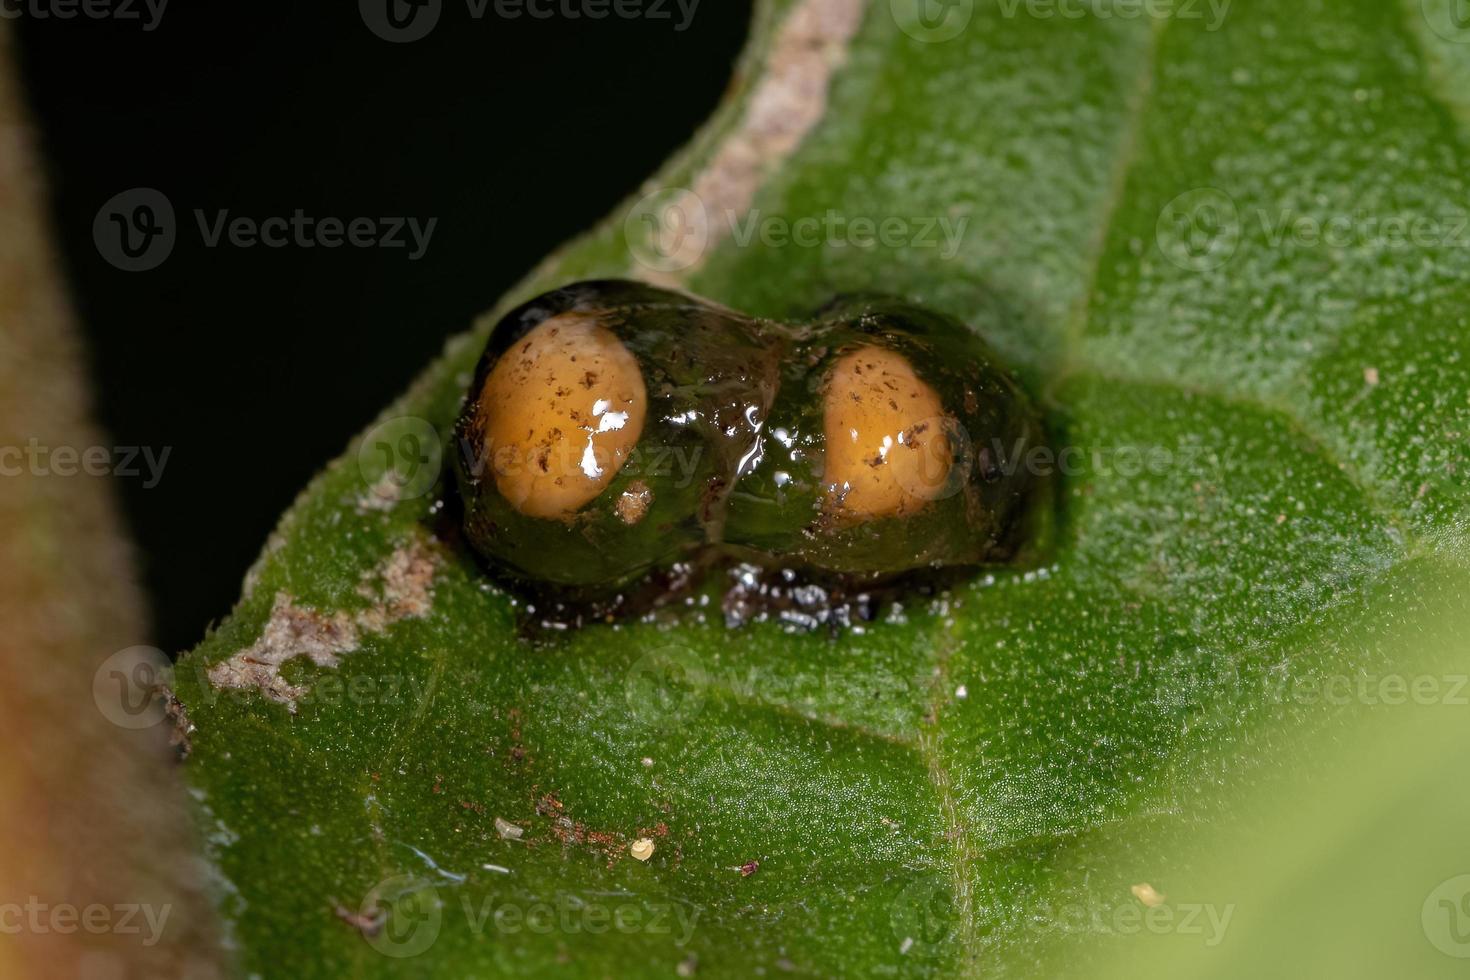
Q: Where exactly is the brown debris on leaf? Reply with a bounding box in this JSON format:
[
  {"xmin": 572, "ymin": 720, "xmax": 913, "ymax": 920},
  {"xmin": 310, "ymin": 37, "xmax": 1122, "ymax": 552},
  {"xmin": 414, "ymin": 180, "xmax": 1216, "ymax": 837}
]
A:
[
  {"xmin": 504, "ymin": 707, "xmax": 530, "ymax": 767},
  {"xmin": 160, "ymin": 686, "xmax": 195, "ymax": 760},
  {"xmin": 533, "ymin": 792, "xmax": 676, "ymax": 868},
  {"xmin": 205, "ymin": 536, "xmax": 438, "ymax": 710},
  {"xmin": 332, "ymin": 901, "xmax": 384, "ymax": 938},
  {"xmin": 615, "ymin": 480, "xmax": 654, "ymax": 525}
]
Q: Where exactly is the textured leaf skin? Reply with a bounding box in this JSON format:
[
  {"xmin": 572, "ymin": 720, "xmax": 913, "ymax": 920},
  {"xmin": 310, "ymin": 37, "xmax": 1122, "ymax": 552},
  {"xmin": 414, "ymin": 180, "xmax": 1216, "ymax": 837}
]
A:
[{"xmin": 175, "ymin": 1, "xmax": 1470, "ymax": 976}]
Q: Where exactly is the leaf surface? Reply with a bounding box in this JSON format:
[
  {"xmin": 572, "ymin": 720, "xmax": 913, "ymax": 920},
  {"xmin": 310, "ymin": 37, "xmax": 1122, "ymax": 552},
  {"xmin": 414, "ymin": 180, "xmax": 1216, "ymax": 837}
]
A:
[{"xmin": 175, "ymin": 1, "xmax": 1470, "ymax": 975}]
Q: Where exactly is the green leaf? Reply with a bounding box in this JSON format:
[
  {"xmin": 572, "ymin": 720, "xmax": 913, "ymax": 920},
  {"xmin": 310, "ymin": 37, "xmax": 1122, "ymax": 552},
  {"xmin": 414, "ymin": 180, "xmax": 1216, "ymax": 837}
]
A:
[{"xmin": 173, "ymin": 1, "xmax": 1470, "ymax": 976}]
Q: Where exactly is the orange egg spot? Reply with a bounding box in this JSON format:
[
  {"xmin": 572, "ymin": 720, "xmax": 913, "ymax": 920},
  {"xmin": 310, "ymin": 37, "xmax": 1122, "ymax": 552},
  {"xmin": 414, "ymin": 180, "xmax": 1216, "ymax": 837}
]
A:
[
  {"xmin": 822, "ymin": 345, "xmax": 951, "ymax": 520},
  {"xmin": 477, "ymin": 312, "xmax": 646, "ymax": 518}
]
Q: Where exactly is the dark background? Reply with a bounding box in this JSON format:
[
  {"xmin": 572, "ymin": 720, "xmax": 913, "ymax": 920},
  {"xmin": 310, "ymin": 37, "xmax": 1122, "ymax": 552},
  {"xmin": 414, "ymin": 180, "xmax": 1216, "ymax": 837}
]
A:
[{"xmin": 14, "ymin": 0, "xmax": 749, "ymax": 653}]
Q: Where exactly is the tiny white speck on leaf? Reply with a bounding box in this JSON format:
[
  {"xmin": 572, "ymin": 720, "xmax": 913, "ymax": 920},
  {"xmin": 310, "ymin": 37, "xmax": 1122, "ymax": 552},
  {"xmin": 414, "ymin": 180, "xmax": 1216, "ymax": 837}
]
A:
[
  {"xmin": 631, "ymin": 837, "xmax": 656, "ymax": 861},
  {"xmin": 955, "ymin": 685, "xmax": 968, "ymax": 699},
  {"xmin": 1131, "ymin": 882, "xmax": 1165, "ymax": 908},
  {"xmin": 1364, "ymin": 366, "xmax": 1380, "ymax": 386},
  {"xmin": 494, "ymin": 817, "xmax": 524, "ymax": 841}
]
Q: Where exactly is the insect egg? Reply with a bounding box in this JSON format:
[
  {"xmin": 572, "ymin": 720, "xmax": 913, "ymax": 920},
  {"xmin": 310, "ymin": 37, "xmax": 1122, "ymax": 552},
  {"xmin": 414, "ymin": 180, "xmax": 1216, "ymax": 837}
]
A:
[
  {"xmin": 453, "ymin": 279, "xmax": 780, "ymax": 592},
  {"xmin": 452, "ymin": 280, "xmax": 1050, "ymax": 613},
  {"xmin": 475, "ymin": 312, "xmax": 646, "ymax": 519},
  {"xmin": 821, "ymin": 345, "xmax": 952, "ymax": 521}
]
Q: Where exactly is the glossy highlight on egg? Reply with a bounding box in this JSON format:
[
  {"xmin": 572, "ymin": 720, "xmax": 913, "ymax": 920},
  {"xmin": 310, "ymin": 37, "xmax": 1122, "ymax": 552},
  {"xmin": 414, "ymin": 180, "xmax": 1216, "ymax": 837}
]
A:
[
  {"xmin": 452, "ymin": 280, "xmax": 1049, "ymax": 617},
  {"xmin": 475, "ymin": 311, "xmax": 647, "ymax": 519}
]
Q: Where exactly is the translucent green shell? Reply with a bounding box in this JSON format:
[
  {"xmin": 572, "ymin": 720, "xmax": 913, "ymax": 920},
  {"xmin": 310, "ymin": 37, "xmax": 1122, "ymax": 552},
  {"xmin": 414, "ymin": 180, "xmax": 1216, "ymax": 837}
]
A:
[{"xmin": 453, "ymin": 280, "xmax": 1048, "ymax": 597}]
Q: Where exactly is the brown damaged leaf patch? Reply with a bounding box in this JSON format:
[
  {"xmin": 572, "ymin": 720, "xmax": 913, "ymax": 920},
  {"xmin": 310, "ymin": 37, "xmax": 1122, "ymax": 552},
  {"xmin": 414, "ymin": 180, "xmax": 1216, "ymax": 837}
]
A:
[
  {"xmin": 636, "ymin": 0, "xmax": 864, "ymax": 283},
  {"xmin": 206, "ymin": 536, "xmax": 439, "ymax": 710}
]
